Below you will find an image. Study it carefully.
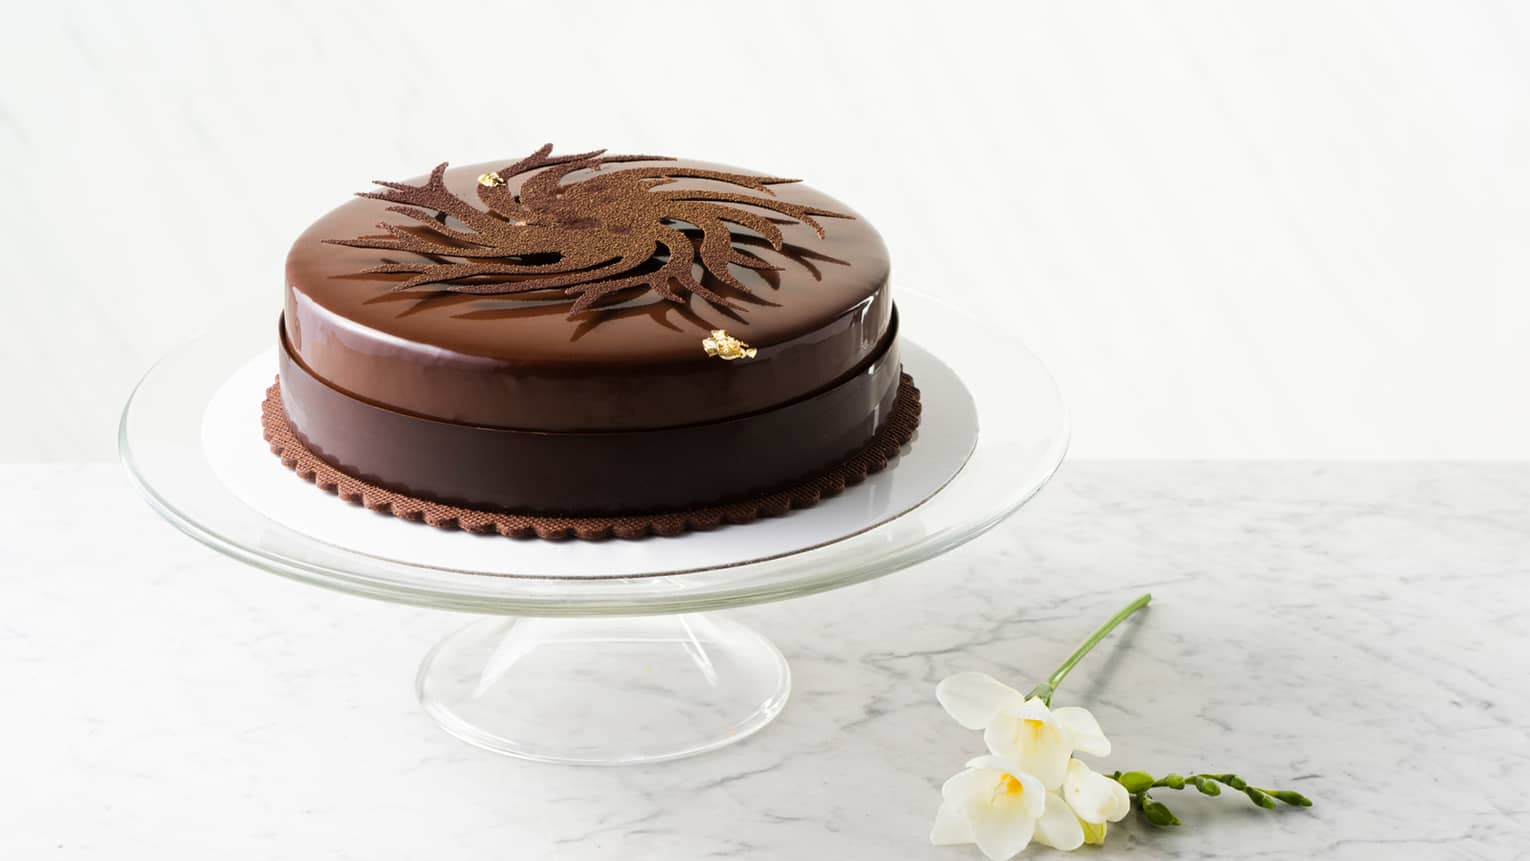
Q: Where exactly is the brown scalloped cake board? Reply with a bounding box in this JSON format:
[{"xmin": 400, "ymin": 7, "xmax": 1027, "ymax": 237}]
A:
[{"xmin": 261, "ymin": 374, "xmax": 922, "ymax": 541}]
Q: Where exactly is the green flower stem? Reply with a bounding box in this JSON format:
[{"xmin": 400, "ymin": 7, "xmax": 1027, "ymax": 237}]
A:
[
  {"xmin": 1109, "ymin": 770, "xmax": 1313, "ymax": 827},
  {"xmin": 1025, "ymin": 593, "xmax": 1151, "ymax": 704}
]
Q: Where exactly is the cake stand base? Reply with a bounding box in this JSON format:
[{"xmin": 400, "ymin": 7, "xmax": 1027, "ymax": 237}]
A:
[{"xmin": 416, "ymin": 613, "xmax": 791, "ymax": 765}]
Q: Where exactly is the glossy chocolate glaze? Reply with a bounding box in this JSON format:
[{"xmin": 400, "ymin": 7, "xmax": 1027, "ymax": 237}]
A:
[
  {"xmin": 285, "ymin": 158, "xmax": 891, "ymax": 431},
  {"xmin": 278, "ymin": 317, "xmax": 903, "ymax": 515}
]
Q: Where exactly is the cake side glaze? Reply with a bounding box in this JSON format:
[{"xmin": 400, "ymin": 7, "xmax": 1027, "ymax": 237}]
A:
[
  {"xmin": 277, "ymin": 316, "xmax": 904, "ymax": 515},
  {"xmin": 284, "ymin": 158, "xmax": 891, "ymax": 431}
]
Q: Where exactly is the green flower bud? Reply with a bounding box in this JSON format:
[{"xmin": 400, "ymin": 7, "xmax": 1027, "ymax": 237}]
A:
[
  {"xmin": 1141, "ymin": 795, "xmax": 1180, "ymax": 827},
  {"xmin": 1161, "ymin": 773, "xmax": 1186, "ymax": 790},
  {"xmin": 1193, "ymin": 777, "xmax": 1221, "ymax": 796},
  {"xmin": 1270, "ymin": 790, "xmax": 1313, "ymax": 807},
  {"xmin": 1218, "ymin": 774, "xmax": 1248, "ymax": 790},
  {"xmin": 1245, "ymin": 788, "xmax": 1277, "ymax": 809},
  {"xmin": 1117, "ymin": 771, "xmax": 1155, "ymax": 794}
]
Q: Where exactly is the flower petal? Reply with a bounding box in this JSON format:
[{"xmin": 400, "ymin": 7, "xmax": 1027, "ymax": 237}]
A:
[
  {"xmin": 1053, "ymin": 706, "xmax": 1111, "ymax": 757},
  {"xmin": 966, "ymin": 797, "xmax": 1037, "ymax": 861},
  {"xmin": 943, "ymin": 766, "xmax": 1003, "ymax": 803},
  {"xmin": 937, "ymin": 672, "xmax": 1026, "ymax": 730},
  {"xmin": 930, "ymin": 798, "xmax": 975, "ymax": 845},
  {"xmin": 984, "ymin": 706, "xmax": 1073, "ymax": 790},
  {"xmin": 1014, "ymin": 769, "xmax": 1048, "ymax": 821},
  {"xmin": 1064, "ymin": 758, "xmax": 1132, "ymax": 824},
  {"xmin": 958, "ymin": 757, "xmax": 1046, "ymax": 820},
  {"xmin": 1032, "ymin": 792, "xmax": 1086, "ymax": 851},
  {"xmin": 1009, "ymin": 696, "xmax": 1055, "ymax": 722}
]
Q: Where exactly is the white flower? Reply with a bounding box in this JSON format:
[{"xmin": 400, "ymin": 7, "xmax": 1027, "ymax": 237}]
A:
[
  {"xmin": 1063, "ymin": 758, "xmax": 1131, "ymax": 828},
  {"xmin": 931, "ymin": 755, "xmax": 1087, "ymax": 859},
  {"xmin": 936, "ymin": 672, "xmax": 1111, "ymax": 789}
]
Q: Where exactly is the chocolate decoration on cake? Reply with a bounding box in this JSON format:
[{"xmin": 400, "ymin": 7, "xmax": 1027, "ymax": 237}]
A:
[
  {"xmin": 277, "ymin": 147, "xmax": 908, "ymax": 522},
  {"xmin": 286, "ymin": 153, "xmax": 890, "ymax": 431},
  {"xmin": 325, "ymin": 144, "xmax": 853, "ymax": 315}
]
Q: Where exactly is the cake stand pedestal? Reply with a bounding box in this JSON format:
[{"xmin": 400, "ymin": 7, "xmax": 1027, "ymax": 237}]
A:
[
  {"xmin": 418, "ymin": 614, "xmax": 788, "ymax": 764},
  {"xmin": 120, "ymin": 290, "xmax": 1067, "ymax": 765}
]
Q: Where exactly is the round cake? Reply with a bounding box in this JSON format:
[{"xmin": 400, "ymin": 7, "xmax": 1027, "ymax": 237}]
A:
[{"xmin": 276, "ymin": 144, "xmax": 908, "ymax": 518}]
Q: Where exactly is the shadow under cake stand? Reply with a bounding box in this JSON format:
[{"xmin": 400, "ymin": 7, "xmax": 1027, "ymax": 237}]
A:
[{"xmin": 119, "ymin": 289, "xmax": 1068, "ymax": 765}]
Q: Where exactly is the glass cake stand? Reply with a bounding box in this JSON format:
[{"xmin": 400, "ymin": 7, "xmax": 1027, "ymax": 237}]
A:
[{"xmin": 119, "ymin": 289, "xmax": 1067, "ymax": 765}]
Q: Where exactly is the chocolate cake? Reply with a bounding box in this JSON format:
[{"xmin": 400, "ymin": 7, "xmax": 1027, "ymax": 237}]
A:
[{"xmin": 275, "ymin": 145, "xmax": 910, "ymax": 518}]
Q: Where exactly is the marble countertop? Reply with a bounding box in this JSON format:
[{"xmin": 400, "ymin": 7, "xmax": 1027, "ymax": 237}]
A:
[{"xmin": 3, "ymin": 462, "xmax": 1526, "ymax": 859}]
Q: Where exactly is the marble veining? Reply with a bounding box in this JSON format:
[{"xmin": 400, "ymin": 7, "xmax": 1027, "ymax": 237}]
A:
[{"xmin": 2, "ymin": 462, "xmax": 1527, "ymax": 859}]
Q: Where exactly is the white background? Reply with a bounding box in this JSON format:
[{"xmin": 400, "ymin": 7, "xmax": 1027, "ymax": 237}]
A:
[{"xmin": 3, "ymin": 0, "xmax": 1528, "ymax": 462}]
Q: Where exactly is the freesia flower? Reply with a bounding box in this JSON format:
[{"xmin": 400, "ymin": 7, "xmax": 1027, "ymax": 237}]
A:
[
  {"xmin": 936, "ymin": 671, "xmax": 1110, "ymax": 789},
  {"xmin": 929, "ymin": 595, "xmax": 1312, "ymax": 857},
  {"xmin": 931, "ymin": 755, "xmax": 1086, "ymax": 859}
]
